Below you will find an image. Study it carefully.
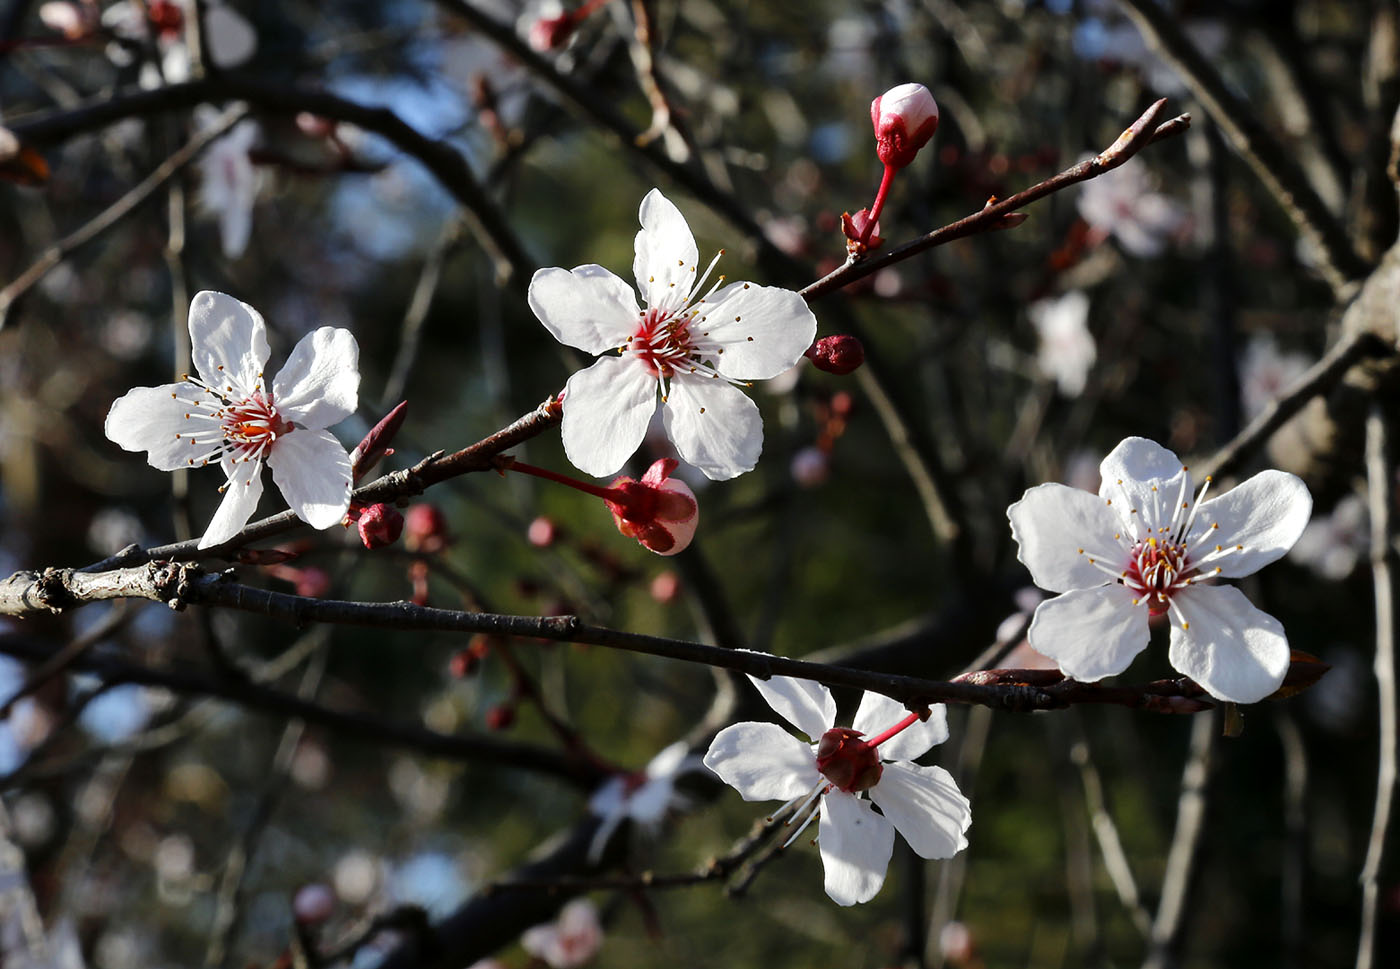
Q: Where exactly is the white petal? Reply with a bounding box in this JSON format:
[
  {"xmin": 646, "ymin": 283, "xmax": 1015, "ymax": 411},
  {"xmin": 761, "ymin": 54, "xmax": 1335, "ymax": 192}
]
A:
[
  {"xmin": 189, "ymin": 291, "xmax": 269, "ymax": 392},
  {"xmin": 204, "ymin": 4, "xmax": 257, "ymax": 68},
  {"xmin": 1169, "ymin": 585, "xmax": 1291, "ymax": 703},
  {"xmin": 271, "ymin": 327, "xmax": 360, "ymax": 429},
  {"xmin": 698, "ymin": 282, "xmax": 818, "ymax": 379},
  {"xmin": 267, "ymin": 428, "xmax": 352, "ymax": 529},
  {"xmin": 1008, "ymin": 483, "xmax": 1127, "ymax": 593},
  {"xmin": 198, "ymin": 457, "xmax": 264, "ymax": 548},
  {"xmin": 633, "ymin": 189, "xmax": 698, "ymax": 310},
  {"xmin": 1097, "ymin": 437, "xmax": 1190, "ymax": 535},
  {"xmin": 528, "ymin": 265, "xmax": 640, "ymax": 354},
  {"xmin": 1192, "ymin": 470, "xmax": 1312, "ymax": 578},
  {"xmin": 560, "ymin": 356, "xmax": 656, "ymax": 478},
  {"xmin": 746, "ymin": 674, "xmax": 836, "ymax": 740},
  {"xmin": 105, "ymin": 382, "xmax": 215, "ymax": 471},
  {"xmin": 1027, "ymin": 584, "xmax": 1149, "ymax": 681},
  {"xmin": 661, "ymin": 377, "xmax": 762, "ymax": 481},
  {"xmin": 869, "ymin": 763, "xmax": 971, "ymax": 859},
  {"xmin": 851, "ymin": 692, "xmax": 948, "ymax": 761},
  {"xmin": 703, "ymin": 722, "xmax": 817, "ymax": 802},
  {"xmin": 818, "ymin": 792, "xmax": 895, "ymax": 906},
  {"xmin": 218, "ymin": 191, "xmax": 254, "ymax": 259}
]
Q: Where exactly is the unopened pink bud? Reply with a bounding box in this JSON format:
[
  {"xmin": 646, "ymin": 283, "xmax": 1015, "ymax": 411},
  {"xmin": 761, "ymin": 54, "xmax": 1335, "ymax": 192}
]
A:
[
  {"xmin": 870, "ymin": 82, "xmax": 939, "ymax": 169},
  {"xmin": 528, "ymin": 516, "xmax": 559, "ymax": 547},
  {"xmin": 356, "ymin": 503, "xmax": 403, "ymax": 549},
  {"xmin": 650, "ymin": 569, "xmax": 681, "ymax": 604},
  {"xmin": 605, "ymin": 459, "xmax": 699, "ymax": 556},
  {"xmin": 293, "ymin": 883, "xmax": 336, "ymax": 925},
  {"xmin": 529, "ymin": 14, "xmax": 576, "ymax": 51},
  {"xmin": 815, "ymin": 727, "xmax": 882, "ymax": 792},
  {"xmin": 404, "ymin": 503, "xmax": 447, "ymax": 553},
  {"xmin": 805, "ymin": 335, "xmax": 865, "ymax": 375}
]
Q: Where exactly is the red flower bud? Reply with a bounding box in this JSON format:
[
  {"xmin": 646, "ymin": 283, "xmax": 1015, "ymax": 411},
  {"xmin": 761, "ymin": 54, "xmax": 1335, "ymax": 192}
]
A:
[
  {"xmin": 529, "ymin": 14, "xmax": 576, "ymax": 51},
  {"xmin": 349, "ymin": 401, "xmax": 407, "ymax": 483},
  {"xmin": 404, "ymin": 503, "xmax": 447, "ymax": 553},
  {"xmin": 528, "ymin": 516, "xmax": 559, "ymax": 547},
  {"xmin": 870, "ymin": 82, "xmax": 939, "ymax": 170},
  {"xmin": 356, "ymin": 503, "xmax": 403, "ymax": 549},
  {"xmin": 805, "ymin": 335, "xmax": 865, "ymax": 375},
  {"xmin": 294, "ymin": 567, "xmax": 331, "ymax": 599},
  {"xmin": 815, "ymin": 727, "xmax": 883, "ymax": 793},
  {"xmin": 605, "ymin": 459, "xmax": 699, "ymax": 556},
  {"xmin": 485, "ymin": 704, "xmax": 515, "ymax": 731}
]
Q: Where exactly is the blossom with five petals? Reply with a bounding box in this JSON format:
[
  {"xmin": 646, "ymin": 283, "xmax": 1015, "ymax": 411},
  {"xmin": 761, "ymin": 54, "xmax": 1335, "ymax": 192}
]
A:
[
  {"xmin": 105, "ymin": 291, "xmax": 360, "ymax": 549},
  {"xmin": 528, "ymin": 189, "xmax": 817, "ymax": 480},
  {"xmin": 586, "ymin": 740, "xmax": 700, "ymax": 862},
  {"xmin": 1007, "ymin": 437, "xmax": 1312, "ymax": 703},
  {"xmin": 704, "ymin": 673, "xmax": 971, "ymax": 906}
]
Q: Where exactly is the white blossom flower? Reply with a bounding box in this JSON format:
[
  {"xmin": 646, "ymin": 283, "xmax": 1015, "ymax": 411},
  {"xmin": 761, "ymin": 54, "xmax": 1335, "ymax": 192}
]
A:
[
  {"xmin": 528, "ymin": 189, "xmax": 817, "ymax": 480},
  {"xmin": 1028, "ymin": 290, "xmax": 1096, "ymax": 396},
  {"xmin": 521, "ymin": 898, "xmax": 603, "ymax": 969},
  {"xmin": 704, "ymin": 674, "xmax": 971, "ymax": 906},
  {"xmin": 1239, "ymin": 334, "xmax": 1312, "ymax": 422},
  {"xmin": 105, "ymin": 291, "xmax": 359, "ymax": 549},
  {"xmin": 1289, "ymin": 493, "xmax": 1367, "ymax": 581},
  {"xmin": 1076, "ymin": 158, "xmax": 1186, "ymax": 258},
  {"xmin": 195, "ymin": 106, "xmax": 262, "ymax": 259},
  {"xmin": 1007, "ymin": 437, "xmax": 1312, "ymax": 703},
  {"xmin": 586, "ymin": 740, "xmax": 700, "ymax": 862}
]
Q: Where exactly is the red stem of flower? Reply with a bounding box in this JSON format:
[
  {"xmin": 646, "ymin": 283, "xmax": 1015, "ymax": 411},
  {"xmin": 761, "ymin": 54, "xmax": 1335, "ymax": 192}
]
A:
[
  {"xmin": 865, "ymin": 710, "xmax": 923, "ymax": 749},
  {"xmin": 504, "ymin": 459, "xmax": 626, "ymax": 504},
  {"xmin": 859, "ymin": 164, "xmax": 897, "ymax": 245}
]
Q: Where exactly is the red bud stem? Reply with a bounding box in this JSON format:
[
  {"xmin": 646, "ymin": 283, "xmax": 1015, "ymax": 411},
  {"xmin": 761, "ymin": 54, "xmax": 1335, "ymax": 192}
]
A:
[
  {"xmin": 503, "ymin": 458, "xmax": 628, "ymax": 504},
  {"xmin": 860, "ymin": 165, "xmax": 897, "ymax": 245},
  {"xmin": 864, "ymin": 710, "xmax": 923, "ymax": 749}
]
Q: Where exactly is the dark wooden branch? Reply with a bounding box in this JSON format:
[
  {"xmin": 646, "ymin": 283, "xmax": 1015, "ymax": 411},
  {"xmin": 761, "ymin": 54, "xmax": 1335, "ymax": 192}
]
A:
[{"xmin": 7, "ymin": 75, "xmax": 535, "ymax": 288}]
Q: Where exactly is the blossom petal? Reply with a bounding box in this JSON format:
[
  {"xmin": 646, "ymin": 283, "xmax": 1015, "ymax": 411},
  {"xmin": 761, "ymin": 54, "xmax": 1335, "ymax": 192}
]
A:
[
  {"xmin": 1008, "ymin": 483, "xmax": 1126, "ymax": 593},
  {"xmin": 105, "ymin": 382, "xmax": 216, "ymax": 471},
  {"xmin": 747, "ymin": 674, "xmax": 836, "ymax": 740},
  {"xmin": 1169, "ymin": 584, "xmax": 1290, "ymax": 703},
  {"xmin": 204, "ymin": 4, "xmax": 257, "ymax": 68},
  {"xmin": 272, "ymin": 327, "xmax": 360, "ymax": 429},
  {"xmin": 560, "ymin": 356, "xmax": 656, "ymax": 478},
  {"xmin": 852, "ymin": 692, "xmax": 948, "ymax": 761},
  {"xmin": 661, "ymin": 377, "xmax": 761, "ymax": 481},
  {"xmin": 189, "ymin": 290, "xmax": 269, "ymax": 393},
  {"xmin": 818, "ymin": 792, "xmax": 894, "ymax": 906},
  {"xmin": 198, "ymin": 457, "xmax": 264, "ymax": 549},
  {"xmin": 869, "ymin": 763, "xmax": 971, "ymax": 859},
  {"xmin": 1097, "ymin": 437, "xmax": 1191, "ymax": 536},
  {"xmin": 1027, "ymin": 584, "xmax": 1149, "ymax": 681},
  {"xmin": 703, "ymin": 722, "xmax": 817, "ymax": 802},
  {"xmin": 699, "ymin": 282, "xmax": 818, "ymax": 379},
  {"xmin": 267, "ymin": 428, "xmax": 352, "ymax": 529},
  {"xmin": 1191, "ymin": 470, "xmax": 1312, "ymax": 578},
  {"xmin": 633, "ymin": 189, "xmax": 698, "ymax": 309},
  {"xmin": 529, "ymin": 265, "xmax": 640, "ymax": 354}
]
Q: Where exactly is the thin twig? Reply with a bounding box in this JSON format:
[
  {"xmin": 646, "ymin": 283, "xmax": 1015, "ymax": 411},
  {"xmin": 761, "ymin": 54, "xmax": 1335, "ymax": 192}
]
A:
[
  {"xmin": 0, "ymin": 104, "xmax": 247, "ymax": 327},
  {"xmin": 1142, "ymin": 710, "xmax": 1219, "ymax": 969},
  {"xmin": 1357, "ymin": 405, "xmax": 1396, "ymax": 969},
  {"xmin": 0, "ymin": 600, "xmax": 129, "ymax": 718},
  {"xmin": 1070, "ymin": 728, "xmax": 1152, "ymax": 937},
  {"xmin": 1113, "ymin": 0, "xmax": 1368, "ymax": 300}
]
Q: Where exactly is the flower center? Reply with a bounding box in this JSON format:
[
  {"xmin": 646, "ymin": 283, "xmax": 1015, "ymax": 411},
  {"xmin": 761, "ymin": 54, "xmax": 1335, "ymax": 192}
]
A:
[
  {"xmin": 169, "ymin": 371, "xmax": 295, "ymax": 488},
  {"xmin": 630, "ymin": 307, "xmax": 697, "ymax": 379},
  {"xmin": 815, "ymin": 727, "xmax": 883, "ymax": 793},
  {"xmin": 1124, "ymin": 536, "xmax": 1192, "ymax": 616}
]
